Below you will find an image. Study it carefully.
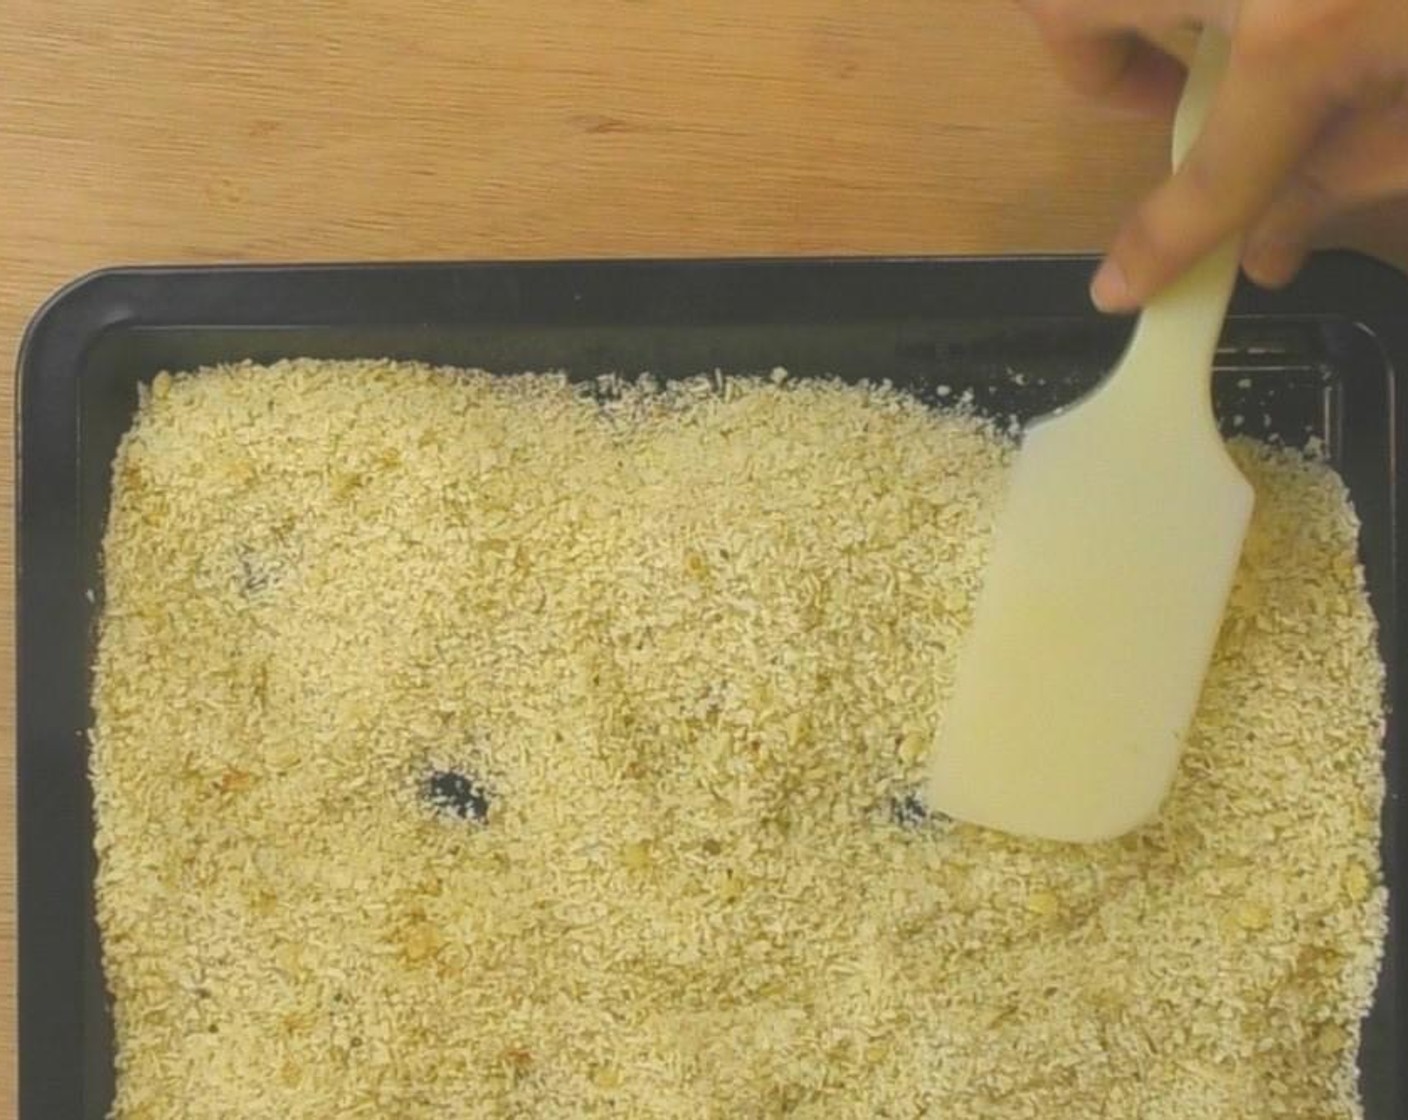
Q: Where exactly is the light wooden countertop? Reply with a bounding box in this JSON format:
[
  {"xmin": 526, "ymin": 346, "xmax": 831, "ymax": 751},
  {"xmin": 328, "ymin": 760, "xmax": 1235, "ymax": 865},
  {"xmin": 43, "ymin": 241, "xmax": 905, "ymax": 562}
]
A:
[{"xmin": 2, "ymin": 2, "xmax": 1404, "ymax": 1113}]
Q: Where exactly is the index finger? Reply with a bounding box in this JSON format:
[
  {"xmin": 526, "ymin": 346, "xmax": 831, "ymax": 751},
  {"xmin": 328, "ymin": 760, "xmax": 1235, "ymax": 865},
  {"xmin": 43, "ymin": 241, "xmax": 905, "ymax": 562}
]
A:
[{"xmin": 1091, "ymin": 39, "xmax": 1335, "ymax": 311}]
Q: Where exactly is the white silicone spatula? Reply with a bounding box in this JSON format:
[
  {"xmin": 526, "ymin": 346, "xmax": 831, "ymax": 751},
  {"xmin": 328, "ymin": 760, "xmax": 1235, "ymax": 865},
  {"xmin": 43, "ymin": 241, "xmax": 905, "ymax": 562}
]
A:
[{"xmin": 926, "ymin": 28, "xmax": 1254, "ymax": 843}]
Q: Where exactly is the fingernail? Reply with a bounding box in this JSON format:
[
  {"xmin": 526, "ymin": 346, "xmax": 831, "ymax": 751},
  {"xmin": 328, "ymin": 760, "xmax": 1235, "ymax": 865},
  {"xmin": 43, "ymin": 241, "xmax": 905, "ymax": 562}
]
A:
[
  {"xmin": 1090, "ymin": 258, "xmax": 1135, "ymax": 313},
  {"xmin": 1242, "ymin": 240, "xmax": 1304, "ymax": 292}
]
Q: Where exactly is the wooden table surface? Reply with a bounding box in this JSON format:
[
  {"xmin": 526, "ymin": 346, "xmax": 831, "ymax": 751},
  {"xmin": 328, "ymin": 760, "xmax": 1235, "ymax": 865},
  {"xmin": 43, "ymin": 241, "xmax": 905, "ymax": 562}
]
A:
[{"xmin": 2, "ymin": 2, "xmax": 1405, "ymax": 1113}]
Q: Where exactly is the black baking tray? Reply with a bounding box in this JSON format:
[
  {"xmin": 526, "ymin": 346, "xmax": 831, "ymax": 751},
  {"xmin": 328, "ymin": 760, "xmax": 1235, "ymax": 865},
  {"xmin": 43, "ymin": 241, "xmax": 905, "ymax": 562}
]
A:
[{"xmin": 16, "ymin": 255, "xmax": 1408, "ymax": 1118}]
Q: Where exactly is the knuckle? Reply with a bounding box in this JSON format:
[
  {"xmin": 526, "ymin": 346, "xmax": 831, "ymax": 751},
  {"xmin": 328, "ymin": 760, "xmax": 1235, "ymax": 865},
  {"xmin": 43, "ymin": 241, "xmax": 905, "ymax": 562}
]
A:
[
  {"xmin": 1165, "ymin": 138, "xmax": 1235, "ymax": 223},
  {"xmin": 1289, "ymin": 170, "xmax": 1338, "ymax": 215},
  {"xmin": 1178, "ymin": 152, "xmax": 1227, "ymax": 213},
  {"xmin": 1238, "ymin": 0, "xmax": 1361, "ymax": 66},
  {"xmin": 1114, "ymin": 209, "xmax": 1185, "ymax": 287},
  {"xmin": 1020, "ymin": 0, "xmax": 1079, "ymax": 31}
]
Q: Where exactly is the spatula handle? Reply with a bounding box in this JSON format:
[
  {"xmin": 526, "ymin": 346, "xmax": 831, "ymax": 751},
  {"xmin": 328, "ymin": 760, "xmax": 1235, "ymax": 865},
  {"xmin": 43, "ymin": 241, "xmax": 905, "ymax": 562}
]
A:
[
  {"xmin": 1114, "ymin": 28, "xmax": 1238, "ymax": 424},
  {"xmin": 1172, "ymin": 28, "xmax": 1229, "ymax": 168}
]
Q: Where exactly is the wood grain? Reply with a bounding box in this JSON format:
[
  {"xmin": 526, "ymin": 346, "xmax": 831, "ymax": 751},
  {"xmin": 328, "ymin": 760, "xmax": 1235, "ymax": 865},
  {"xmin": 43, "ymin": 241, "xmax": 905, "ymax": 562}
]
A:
[{"xmin": 1, "ymin": 2, "xmax": 1404, "ymax": 1115}]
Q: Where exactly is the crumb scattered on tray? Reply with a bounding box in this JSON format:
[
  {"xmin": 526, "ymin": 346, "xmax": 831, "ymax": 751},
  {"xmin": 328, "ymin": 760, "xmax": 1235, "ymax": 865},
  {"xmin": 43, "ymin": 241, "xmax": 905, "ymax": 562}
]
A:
[{"xmin": 93, "ymin": 359, "xmax": 1387, "ymax": 1119}]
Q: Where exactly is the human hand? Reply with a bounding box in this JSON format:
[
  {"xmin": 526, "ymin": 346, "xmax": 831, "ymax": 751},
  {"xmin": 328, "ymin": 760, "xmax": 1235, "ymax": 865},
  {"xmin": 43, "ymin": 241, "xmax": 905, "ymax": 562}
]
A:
[{"xmin": 1020, "ymin": 0, "xmax": 1408, "ymax": 311}]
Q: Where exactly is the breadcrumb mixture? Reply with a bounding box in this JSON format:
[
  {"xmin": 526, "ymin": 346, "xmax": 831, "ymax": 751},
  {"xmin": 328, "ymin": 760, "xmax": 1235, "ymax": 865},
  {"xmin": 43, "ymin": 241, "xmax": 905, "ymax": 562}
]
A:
[{"xmin": 92, "ymin": 359, "xmax": 1387, "ymax": 1119}]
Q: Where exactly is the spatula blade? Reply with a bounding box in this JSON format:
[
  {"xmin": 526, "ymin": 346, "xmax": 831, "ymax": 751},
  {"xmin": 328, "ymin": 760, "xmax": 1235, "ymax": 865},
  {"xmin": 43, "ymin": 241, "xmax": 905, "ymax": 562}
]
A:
[
  {"xmin": 927, "ymin": 399, "xmax": 1253, "ymax": 843},
  {"xmin": 927, "ymin": 25, "xmax": 1249, "ymax": 844}
]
